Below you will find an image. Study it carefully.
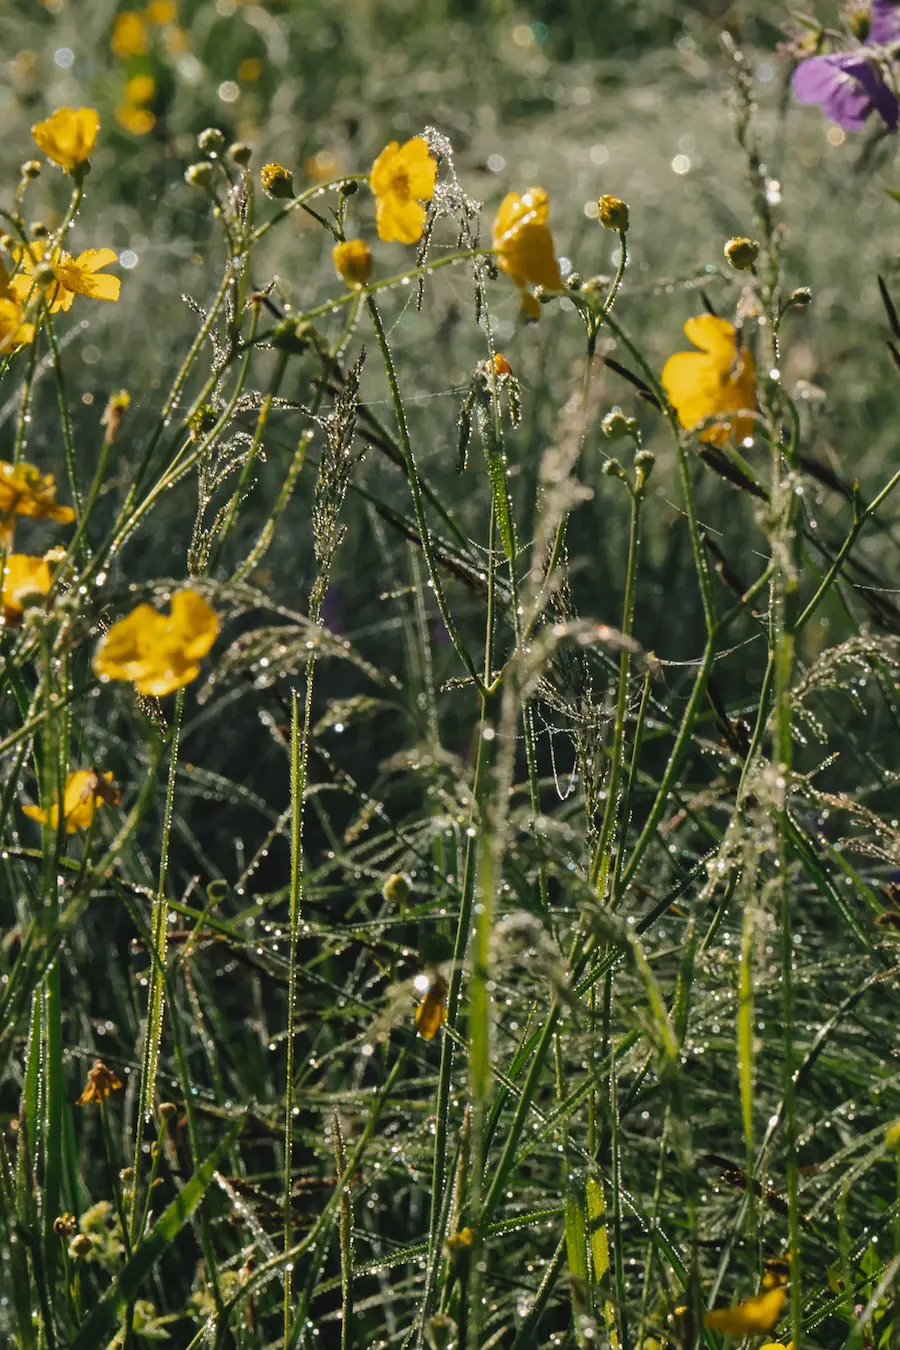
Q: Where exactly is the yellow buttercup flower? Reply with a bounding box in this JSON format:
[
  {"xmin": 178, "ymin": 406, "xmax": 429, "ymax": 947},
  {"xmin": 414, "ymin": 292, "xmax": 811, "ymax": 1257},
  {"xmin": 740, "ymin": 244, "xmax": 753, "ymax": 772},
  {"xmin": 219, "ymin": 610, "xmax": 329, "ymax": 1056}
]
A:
[
  {"xmin": 110, "ymin": 11, "xmax": 148, "ymax": 57},
  {"xmin": 332, "ymin": 239, "xmax": 373, "ymax": 288},
  {"xmin": 10, "ymin": 239, "xmax": 121, "ymax": 313},
  {"xmin": 661, "ymin": 314, "xmax": 757, "ymax": 447},
  {"xmin": 2, "ymin": 553, "xmax": 51, "ymax": 624},
  {"xmin": 0, "ymin": 298, "xmax": 35, "ymax": 353},
  {"xmin": 0, "ymin": 460, "xmax": 75, "ymax": 527},
  {"xmin": 94, "ymin": 589, "xmax": 219, "ymax": 696},
  {"xmin": 145, "ymin": 0, "xmax": 177, "ymax": 22},
  {"xmin": 23, "ymin": 769, "xmax": 119, "ymax": 833},
  {"xmin": 369, "ymin": 137, "xmax": 437, "ymax": 245},
  {"xmin": 415, "ymin": 973, "xmax": 448, "ymax": 1040},
  {"xmin": 116, "ymin": 105, "xmax": 156, "ymax": 136},
  {"xmin": 705, "ymin": 1285, "xmax": 785, "ymax": 1336},
  {"xmin": 31, "ymin": 107, "xmax": 99, "ymax": 172},
  {"xmin": 492, "ymin": 187, "xmax": 562, "ymax": 319},
  {"xmin": 761, "ymin": 1343, "xmax": 793, "ymax": 1350}
]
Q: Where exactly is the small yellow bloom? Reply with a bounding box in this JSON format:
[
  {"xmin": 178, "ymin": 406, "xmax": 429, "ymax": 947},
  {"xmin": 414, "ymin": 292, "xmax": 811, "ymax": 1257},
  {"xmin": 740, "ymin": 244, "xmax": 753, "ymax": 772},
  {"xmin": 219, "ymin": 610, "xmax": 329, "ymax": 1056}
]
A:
[
  {"xmin": 415, "ymin": 973, "xmax": 448, "ymax": 1040},
  {"xmin": 0, "ymin": 298, "xmax": 35, "ymax": 353},
  {"xmin": 0, "ymin": 460, "xmax": 75, "ymax": 527},
  {"xmin": 31, "ymin": 107, "xmax": 99, "ymax": 172},
  {"xmin": 10, "ymin": 239, "xmax": 121, "ymax": 313},
  {"xmin": 94, "ymin": 589, "xmax": 219, "ymax": 696},
  {"xmin": 661, "ymin": 314, "xmax": 757, "ymax": 447},
  {"xmin": 492, "ymin": 353, "xmax": 513, "ymax": 377},
  {"xmin": 492, "ymin": 187, "xmax": 562, "ymax": 319},
  {"xmin": 597, "ymin": 194, "xmax": 630, "ymax": 232},
  {"xmin": 110, "ymin": 11, "xmax": 148, "ymax": 57},
  {"xmin": 761, "ymin": 1343, "xmax": 793, "ymax": 1350},
  {"xmin": 260, "ymin": 162, "xmax": 294, "ymax": 198},
  {"xmin": 332, "ymin": 239, "xmax": 373, "ymax": 288},
  {"xmin": 237, "ymin": 56, "xmax": 263, "ymax": 82},
  {"xmin": 125, "ymin": 74, "xmax": 156, "ymax": 104},
  {"xmin": 369, "ymin": 137, "xmax": 437, "ymax": 245},
  {"xmin": 23, "ymin": 769, "xmax": 119, "ymax": 833},
  {"xmin": 2, "ymin": 553, "xmax": 51, "ymax": 624},
  {"xmin": 115, "ymin": 104, "xmax": 156, "ymax": 136},
  {"xmin": 145, "ymin": 0, "xmax": 177, "ymax": 22},
  {"xmin": 705, "ymin": 1285, "xmax": 785, "ymax": 1336},
  {"xmin": 76, "ymin": 1059, "xmax": 123, "ymax": 1105}
]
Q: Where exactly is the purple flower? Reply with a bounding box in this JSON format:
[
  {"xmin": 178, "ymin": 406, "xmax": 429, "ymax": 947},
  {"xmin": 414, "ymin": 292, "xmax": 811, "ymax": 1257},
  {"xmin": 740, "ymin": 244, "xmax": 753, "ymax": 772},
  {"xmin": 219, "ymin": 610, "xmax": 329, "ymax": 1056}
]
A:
[{"xmin": 792, "ymin": 3, "xmax": 900, "ymax": 131}]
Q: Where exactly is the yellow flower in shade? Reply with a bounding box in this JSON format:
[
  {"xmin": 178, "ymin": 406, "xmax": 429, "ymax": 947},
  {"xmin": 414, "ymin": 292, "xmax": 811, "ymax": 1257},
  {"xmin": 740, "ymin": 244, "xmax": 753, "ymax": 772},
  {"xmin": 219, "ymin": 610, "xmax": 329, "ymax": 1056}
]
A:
[
  {"xmin": 2, "ymin": 553, "xmax": 51, "ymax": 624},
  {"xmin": 10, "ymin": 239, "xmax": 121, "ymax": 313},
  {"xmin": 705, "ymin": 1285, "xmax": 786, "ymax": 1336},
  {"xmin": 23, "ymin": 768, "xmax": 119, "ymax": 833},
  {"xmin": 76, "ymin": 1059, "xmax": 123, "ymax": 1105},
  {"xmin": 110, "ymin": 11, "xmax": 148, "ymax": 57},
  {"xmin": 661, "ymin": 315, "xmax": 757, "ymax": 447},
  {"xmin": 94, "ymin": 589, "xmax": 219, "ymax": 696},
  {"xmin": 0, "ymin": 460, "xmax": 75, "ymax": 527},
  {"xmin": 31, "ymin": 107, "xmax": 100, "ymax": 172},
  {"xmin": 146, "ymin": 0, "xmax": 177, "ymax": 22},
  {"xmin": 332, "ymin": 239, "xmax": 373, "ymax": 288},
  {"xmin": 492, "ymin": 187, "xmax": 562, "ymax": 320},
  {"xmin": 415, "ymin": 972, "xmax": 448, "ymax": 1040},
  {"xmin": 369, "ymin": 137, "xmax": 437, "ymax": 245},
  {"xmin": 0, "ymin": 298, "xmax": 35, "ymax": 353}
]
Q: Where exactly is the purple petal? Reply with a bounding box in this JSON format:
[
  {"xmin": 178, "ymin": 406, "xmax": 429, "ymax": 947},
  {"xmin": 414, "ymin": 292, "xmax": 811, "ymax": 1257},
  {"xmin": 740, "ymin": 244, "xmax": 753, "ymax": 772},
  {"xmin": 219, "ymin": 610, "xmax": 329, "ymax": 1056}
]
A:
[
  {"xmin": 870, "ymin": 0, "xmax": 900, "ymax": 45},
  {"xmin": 792, "ymin": 51, "xmax": 898, "ymax": 130}
]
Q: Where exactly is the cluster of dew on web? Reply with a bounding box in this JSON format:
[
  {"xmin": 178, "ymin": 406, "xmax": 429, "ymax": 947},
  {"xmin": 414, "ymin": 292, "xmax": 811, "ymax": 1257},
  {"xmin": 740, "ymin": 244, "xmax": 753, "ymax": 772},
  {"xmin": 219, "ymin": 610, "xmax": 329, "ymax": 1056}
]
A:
[
  {"xmin": 419, "ymin": 126, "xmax": 486, "ymax": 317},
  {"xmin": 792, "ymin": 633, "xmax": 900, "ymax": 745}
]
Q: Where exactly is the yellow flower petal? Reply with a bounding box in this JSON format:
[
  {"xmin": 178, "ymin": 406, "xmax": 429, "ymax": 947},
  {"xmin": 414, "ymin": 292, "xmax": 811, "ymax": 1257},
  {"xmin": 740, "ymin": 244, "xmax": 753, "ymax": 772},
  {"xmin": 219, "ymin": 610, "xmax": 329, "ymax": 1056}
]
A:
[
  {"xmin": 0, "ymin": 460, "xmax": 75, "ymax": 525},
  {"xmin": 110, "ymin": 11, "xmax": 148, "ymax": 58},
  {"xmin": 0, "ymin": 298, "xmax": 35, "ymax": 353},
  {"xmin": 23, "ymin": 769, "xmax": 118, "ymax": 834},
  {"xmin": 661, "ymin": 315, "xmax": 756, "ymax": 446},
  {"xmin": 492, "ymin": 187, "xmax": 562, "ymax": 302},
  {"xmin": 415, "ymin": 974, "xmax": 448, "ymax": 1040},
  {"xmin": 2, "ymin": 553, "xmax": 51, "ymax": 623},
  {"xmin": 705, "ymin": 1286, "xmax": 785, "ymax": 1336},
  {"xmin": 332, "ymin": 239, "xmax": 373, "ymax": 288},
  {"xmin": 32, "ymin": 107, "xmax": 99, "ymax": 172},
  {"xmin": 94, "ymin": 590, "xmax": 218, "ymax": 696},
  {"xmin": 369, "ymin": 137, "xmax": 437, "ymax": 245}
]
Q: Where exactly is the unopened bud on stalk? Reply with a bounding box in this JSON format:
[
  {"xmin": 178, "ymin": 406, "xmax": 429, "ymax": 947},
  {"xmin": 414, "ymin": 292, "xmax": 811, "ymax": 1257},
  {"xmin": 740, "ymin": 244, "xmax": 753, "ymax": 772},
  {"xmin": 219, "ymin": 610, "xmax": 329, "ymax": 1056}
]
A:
[
  {"xmin": 602, "ymin": 458, "xmax": 628, "ymax": 482},
  {"xmin": 566, "ymin": 272, "xmax": 583, "ymax": 290},
  {"xmin": 382, "ymin": 872, "xmax": 411, "ymax": 904},
  {"xmin": 68, "ymin": 1234, "xmax": 92, "ymax": 1259},
  {"xmin": 601, "ymin": 407, "xmax": 637, "ymax": 440},
  {"xmin": 634, "ymin": 448, "xmax": 655, "ymax": 483},
  {"xmin": 29, "ymin": 221, "xmax": 49, "ymax": 238},
  {"xmin": 197, "ymin": 127, "xmax": 225, "ymax": 156},
  {"xmin": 788, "ymin": 286, "xmax": 812, "ymax": 307},
  {"xmin": 339, "ymin": 179, "xmax": 359, "ymax": 197},
  {"xmin": 597, "ymin": 194, "xmax": 630, "ymax": 232},
  {"xmin": 260, "ymin": 162, "xmax": 294, "ymax": 198},
  {"xmin": 101, "ymin": 390, "xmax": 131, "ymax": 443},
  {"xmin": 228, "ymin": 141, "xmax": 252, "ymax": 167},
  {"xmin": 492, "ymin": 353, "xmax": 513, "ymax": 377},
  {"xmin": 21, "ymin": 160, "xmax": 41, "ymax": 181},
  {"xmin": 724, "ymin": 236, "xmax": 759, "ymax": 271},
  {"xmin": 32, "ymin": 262, "xmax": 56, "ymax": 290},
  {"xmin": 184, "ymin": 161, "xmax": 214, "ymax": 189}
]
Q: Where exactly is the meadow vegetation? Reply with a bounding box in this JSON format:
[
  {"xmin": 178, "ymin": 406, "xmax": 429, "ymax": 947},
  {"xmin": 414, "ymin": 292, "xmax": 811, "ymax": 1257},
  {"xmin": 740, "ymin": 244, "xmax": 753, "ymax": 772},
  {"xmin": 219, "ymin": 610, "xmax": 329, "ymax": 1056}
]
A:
[{"xmin": 2, "ymin": 2, "xmax": 900, "ymax": 1347}]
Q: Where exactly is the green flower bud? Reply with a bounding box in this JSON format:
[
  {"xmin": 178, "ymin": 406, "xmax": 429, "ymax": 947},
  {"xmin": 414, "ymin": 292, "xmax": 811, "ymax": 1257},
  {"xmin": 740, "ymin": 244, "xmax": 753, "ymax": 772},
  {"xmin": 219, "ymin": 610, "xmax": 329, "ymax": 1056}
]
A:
[
  {"xmin": 724, "ymin": 236, "xmax": 759, "ymax": 271},
  {"xmin": 185, "ymin": 162, "xmax": 214, "ymax": 189},
  {"xmin": 228, "ymin": 141, "xmax": 253, "ymax": 167},
  {"xmin": 601, "ymin": 407, "xmax": 637, "ymax": 441},
  {"xmin": 197, "ymin": 127, "xmax": 225, "ymax": 156},
  {"xmin": 382, "ymin": 872, "xmax": 411, "ymax": 905},
  {"xmin": 597, "ymin": 194, "xmax": 630, "ymax": 232}
]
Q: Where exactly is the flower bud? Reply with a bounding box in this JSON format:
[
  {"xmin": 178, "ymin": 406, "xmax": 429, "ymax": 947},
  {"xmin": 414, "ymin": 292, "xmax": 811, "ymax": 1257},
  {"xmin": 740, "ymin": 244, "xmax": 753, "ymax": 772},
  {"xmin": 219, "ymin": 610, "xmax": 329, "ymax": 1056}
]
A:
[
  {"xmin": 68, "ymin": 1234, "xmax": 93, "ymax": 1259},
  {"xmin": 565, "ymin": 271, "xmax": 583, "ymax": 290},
  {"xmin": 197, "ymin": 127, "xmax": 225, "ymax": 157},
  {"xmin": 158, "ymin": 1101, "xmax": 178, "ymax": 1118},
  {"xmin": 184, "ymin": 162, "xmax": 214, "ymax": 189},
  {"xmin": 21, "ymin": 160, "xmax": 41, "ymax": 181},
  {"xmin": 228, "ymin": 141, "xmax": 253, "ymax": 167},
  {"xmin": 492, "ymin": 353, "xmax": 513, "ymax": 377},
  {"xmin": 53, "ymin": 1213, "xmax": 78, "ymax": 1237},
  {"xmin": 382, "ymin": 872, "xmax": 411, "ymax": 904},
  {"xmin": 271, "ymin": 317, "xmax": 314, "ymax": 354},
  {"xmin": 601, "ymin": 407, "xmax": 637, "ymax": 441},
  {"xmin": 29, "ymin": 221, "xmax": 49, "ymax": 239},
  {"xmin": 602, "ymin": 458, "xmax": 628, "ymax": 481},
  {"xmin": 788, "ymin": 286, "xmax": 811, "ymax": 308},
  {"xmin": 339, "ymin": 179, "xmax": 359, "ymax": 197},
  {"xmin": 634, "ymin": 449, "xmax": 655, "ymax": 477},
  {"xmin": 724, "ymin": 236, "xmax": 759, "ymax": 271},
  {"xmin": 260, "ymin": 162, "xmax": 294, "ymax": 198},
  {"xmin": 32, "ymin": 262, "xmax": 57, "ymax": 290},
  {"xmin": 597, "ymin": 194, "xmax": 630, "ymax": 232},
  {"xmin": 332, "ymin": 238, "xmax": 373, "ymax": 288}
]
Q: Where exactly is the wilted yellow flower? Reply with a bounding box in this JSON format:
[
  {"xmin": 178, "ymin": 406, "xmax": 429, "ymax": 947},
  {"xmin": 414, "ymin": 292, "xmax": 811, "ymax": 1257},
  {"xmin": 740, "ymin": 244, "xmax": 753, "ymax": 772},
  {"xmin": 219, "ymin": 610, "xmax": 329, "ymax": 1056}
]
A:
[
  {"xmin": 661, "ymin": 315, "xmax": 757, "ymax": 447},
  {"xmin": 705, "ymin": 1286, "xmax": 785, "ymax": 1336},
  {"xmin": 31, "ymin": 107, "xmax": 99, "ymax": 172},
  {"xmin": 94, "ymin": 589, "xmax": 219, "ymax": 696},
  {"xmin": 76, "ymin": 1059, "xmax": 123, "ymax": 1105},
  {"xmin": 10, "ymin": 239, "xmax": 121, "ymax": 313},
  {"xmin": 0, "ymin": 298, "xmax": 35, "ymax": 353},
  {"xmin": 492, "ymin": 187, "xmax": 562, "ymax": 319},
  {"xmin": 2, "ymin": 553, "xmax": 51, "ymax": 623},
  {"xmin": 369, "ymin": 137, "xmax": 437, "ymax": 245},
  {"xmin": 23, "ymin": 768, "xmax": 119, "ymax": 833},
  {"xmin": 0, "ymin": 460, "xmax": 75, "ymax": 527},
  {"xmin": 415, "ymin": 973, "xmax": 448, "ymax": 1040},
  {"xmin": 146, "ymin": 0, "xmax": 177, "ymax": 21},
  {"xmin": 110, "ymin": 11, "xmax": 148, "ymax": 57},
  {"xmin": 332, "ymin": 239, "xmax": 373, "ymax": 288}
]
